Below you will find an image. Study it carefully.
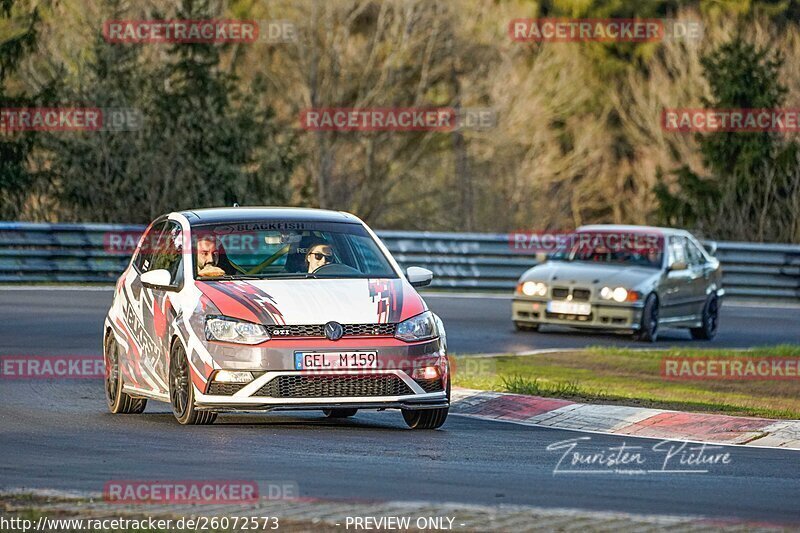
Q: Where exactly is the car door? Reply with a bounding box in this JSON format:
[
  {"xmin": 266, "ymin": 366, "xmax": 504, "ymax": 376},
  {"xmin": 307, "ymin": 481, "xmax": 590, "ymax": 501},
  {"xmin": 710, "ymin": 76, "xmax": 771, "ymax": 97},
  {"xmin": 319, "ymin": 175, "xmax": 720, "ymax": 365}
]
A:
[
  {"xmin": 684, "ymin": 237, "xmax": 711, "ymax": 318},
  {"xmin": 661, "ymin": 236, "xmax": 693, "ymax": 321},
  {"xmin": 139, "ymin": 220, "xmax": 185, "ymax": 393},
  {"xmin": 118, "ymin": 219, "xmax": 167, "ymax": 391}
]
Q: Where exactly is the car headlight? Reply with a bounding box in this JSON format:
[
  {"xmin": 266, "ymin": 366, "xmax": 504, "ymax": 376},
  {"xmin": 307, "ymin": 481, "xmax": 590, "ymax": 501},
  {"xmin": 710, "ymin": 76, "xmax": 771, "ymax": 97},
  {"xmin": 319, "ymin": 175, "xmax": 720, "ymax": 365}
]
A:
[
  {"xmin": 395, "ymin": 311, "xmax": 438, "ymax": 342},
  {"xmin": 520, "ymin": 281, "xmax": 547, "ymax": 297},
  {"xmin": 205, "ymin": 316, "xmax": 270, "ymax": 345},
  {"xmin": 600, "ymin": 287, "xmax": 637, "ymax": 303}
]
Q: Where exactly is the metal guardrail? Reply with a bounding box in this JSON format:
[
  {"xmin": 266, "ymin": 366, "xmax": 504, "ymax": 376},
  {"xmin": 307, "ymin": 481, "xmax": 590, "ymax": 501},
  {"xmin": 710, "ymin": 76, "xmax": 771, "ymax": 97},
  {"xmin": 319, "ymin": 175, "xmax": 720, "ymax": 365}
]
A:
[{"xmin": 1, "ymin": 222, "xmax": 799, "ymax": 301}]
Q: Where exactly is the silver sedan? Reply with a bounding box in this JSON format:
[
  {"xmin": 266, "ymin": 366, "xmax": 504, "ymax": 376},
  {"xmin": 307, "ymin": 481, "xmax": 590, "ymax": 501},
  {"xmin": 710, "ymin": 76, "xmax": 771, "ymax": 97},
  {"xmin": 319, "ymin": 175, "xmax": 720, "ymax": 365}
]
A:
[{"xmin": 512, "ymin": 225, "xmax": 724, "ymax": 342}]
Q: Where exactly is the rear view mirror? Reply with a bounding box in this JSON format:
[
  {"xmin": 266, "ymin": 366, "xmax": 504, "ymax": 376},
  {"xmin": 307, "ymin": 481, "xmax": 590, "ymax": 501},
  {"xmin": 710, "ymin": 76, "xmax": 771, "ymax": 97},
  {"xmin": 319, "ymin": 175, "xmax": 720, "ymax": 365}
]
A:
[
  {"xmin": 668, "ymin": 261, "xmax": 688, "ymax": 272},
  {"xmin": 140, "ymin": 269, "xmax": 174, "ymax": 290},
  {"xmin": 406, "ymin": 266, "xmax": 434, "ymax": 288}
]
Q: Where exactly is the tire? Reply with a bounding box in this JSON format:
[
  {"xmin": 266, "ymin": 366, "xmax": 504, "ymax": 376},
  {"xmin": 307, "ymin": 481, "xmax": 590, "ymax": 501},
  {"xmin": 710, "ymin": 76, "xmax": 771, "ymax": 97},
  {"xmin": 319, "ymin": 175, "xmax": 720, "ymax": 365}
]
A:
[
  {"xmin": 633, "ymin": 293, "xmax": 659, "ymax": 343},
  {"xmin": 323, "ymin": 408, "xmax": 358, "ymax": 418},
  {"xmin": 402, "ymin": 407, "xmax": 449, "ymax": 429},
  {"xmin": 514, "ymin": 321, "xmax": 540, "ymax": 332},
  {"xmin": 104, "ymin": 333, "xmax": 147, "ymax": 414},
  {"xmin": 402, "ymin": 377, "xmax": 450, "ymax": 430},
  {"xmin": 169, "ymin": 341, "xmax": 216, "ymax": 425},
  {"xmin": 691, "ymin": 295, "xmax": 719, "ymax": 340}
]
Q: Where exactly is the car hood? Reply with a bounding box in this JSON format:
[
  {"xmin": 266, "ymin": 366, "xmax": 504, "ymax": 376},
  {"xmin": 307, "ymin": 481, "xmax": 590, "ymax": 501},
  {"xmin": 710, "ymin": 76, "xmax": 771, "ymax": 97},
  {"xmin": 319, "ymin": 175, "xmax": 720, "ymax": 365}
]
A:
[
  {"xmin": 196, "ymin": 277, "xmax": 427, "ymax": 325},
  {"xmin": 523, "ymin": 262, "xmax": 660, "ymax": 288}
]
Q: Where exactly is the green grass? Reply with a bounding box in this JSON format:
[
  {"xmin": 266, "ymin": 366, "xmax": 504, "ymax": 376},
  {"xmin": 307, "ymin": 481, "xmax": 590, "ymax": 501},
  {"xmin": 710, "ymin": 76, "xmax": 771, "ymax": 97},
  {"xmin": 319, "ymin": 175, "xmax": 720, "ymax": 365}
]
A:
[{"xmin": 452, "ymin": 345, "xmax": 800, "ymax": 419}]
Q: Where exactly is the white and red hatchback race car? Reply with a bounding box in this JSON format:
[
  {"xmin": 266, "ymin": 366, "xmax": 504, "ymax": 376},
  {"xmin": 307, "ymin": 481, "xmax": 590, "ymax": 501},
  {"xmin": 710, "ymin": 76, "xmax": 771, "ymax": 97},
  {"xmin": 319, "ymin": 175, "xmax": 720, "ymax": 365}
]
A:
[{"xmin": 103, "ymin": 208, "xmax": 450, "ymax": 428}]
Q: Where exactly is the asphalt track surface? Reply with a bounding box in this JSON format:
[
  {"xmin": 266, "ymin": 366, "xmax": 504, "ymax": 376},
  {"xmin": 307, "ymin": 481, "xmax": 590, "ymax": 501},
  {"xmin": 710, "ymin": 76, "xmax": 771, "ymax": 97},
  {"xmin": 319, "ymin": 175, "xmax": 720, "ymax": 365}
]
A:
[
  {"xmin": 0, "ymin": 288, "xmax": 799, "ymax": 524},
  {"xmin": 0, "ymin": 288, "xmax": 797, "ymax": 354}
]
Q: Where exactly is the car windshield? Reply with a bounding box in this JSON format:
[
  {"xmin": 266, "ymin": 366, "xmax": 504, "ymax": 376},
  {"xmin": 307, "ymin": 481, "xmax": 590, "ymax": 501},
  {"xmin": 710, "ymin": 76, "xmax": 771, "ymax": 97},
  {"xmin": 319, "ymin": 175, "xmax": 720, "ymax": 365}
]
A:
[
  {"xmin": 191, "ymin": 221, "xmax": 397, "ymax": 280},
  {"xmin": 549, "ymin": 231, "xmax": 664, "ymax": 268}
]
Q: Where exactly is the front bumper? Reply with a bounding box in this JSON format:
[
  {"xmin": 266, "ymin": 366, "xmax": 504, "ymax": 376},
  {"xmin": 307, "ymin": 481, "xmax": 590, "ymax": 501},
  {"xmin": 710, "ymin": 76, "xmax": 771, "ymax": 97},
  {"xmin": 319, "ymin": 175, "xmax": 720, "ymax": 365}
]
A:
[
  {"xmin": 512, "ymin": 297, "xmax": 644, "ymax": 330},
  {"xmin": 193, "ymin": 336, "xmax": 449, "ymax": 412},
  {"xmin": 195, "ymin": 369, "xmax": 448, "ymax": 412}
]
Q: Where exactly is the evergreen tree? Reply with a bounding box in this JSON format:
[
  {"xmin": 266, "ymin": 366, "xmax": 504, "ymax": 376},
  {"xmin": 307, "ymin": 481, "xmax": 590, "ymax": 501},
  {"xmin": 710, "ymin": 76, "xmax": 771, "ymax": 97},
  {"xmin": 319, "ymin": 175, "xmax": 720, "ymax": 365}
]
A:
[
  {"xmin": 655, "ymin": 34, "xmax": 799, "ymax": 241},
  {"xmin": 0, "ymin": 0, "xmax": 44, "ymax": 219},
  {"xmin": 49, "ymin": 0, "xmax": 297, "ymax": 222}
]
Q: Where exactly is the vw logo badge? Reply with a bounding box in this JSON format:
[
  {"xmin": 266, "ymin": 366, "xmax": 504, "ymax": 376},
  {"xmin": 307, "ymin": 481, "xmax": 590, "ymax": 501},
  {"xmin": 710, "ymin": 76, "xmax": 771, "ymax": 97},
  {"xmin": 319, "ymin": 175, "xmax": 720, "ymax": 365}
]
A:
[{"xmin": 324, "ymin": 321, "xmax": 344, "ymax": 341}]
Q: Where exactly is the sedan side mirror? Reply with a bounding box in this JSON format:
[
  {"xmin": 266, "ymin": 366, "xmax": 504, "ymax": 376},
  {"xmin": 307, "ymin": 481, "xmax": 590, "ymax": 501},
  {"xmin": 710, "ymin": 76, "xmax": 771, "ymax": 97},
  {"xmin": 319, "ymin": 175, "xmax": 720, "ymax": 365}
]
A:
[
  {"xmin": 668, "ymin": 261, "xmax": 688, "ymax": 272},
  {"xmin": 406, "ymin": 266, "xmax": 433, "ymax": 288},
  {"xmin": 140, "ymin": 269, "xmax": 175, "ymax": 290}
]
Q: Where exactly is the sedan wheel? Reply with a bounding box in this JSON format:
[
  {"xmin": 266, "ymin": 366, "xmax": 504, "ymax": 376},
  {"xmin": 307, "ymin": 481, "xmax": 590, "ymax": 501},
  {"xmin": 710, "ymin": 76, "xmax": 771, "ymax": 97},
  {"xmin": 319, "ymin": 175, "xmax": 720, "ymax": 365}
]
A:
[
  {"xmin": 691, "ymin": 295, "xmax": 719, "ymax": 340},
  {"xmin": 104, "ymin": 333, "xmax": 146, "ymax": 414},
  {"xmin": 634, "ymin": 294, "xmax": 659, "ymax": 342},
  {"xmin": 169, "ymin": 342, "xmax": 216, "ymax": 425}
]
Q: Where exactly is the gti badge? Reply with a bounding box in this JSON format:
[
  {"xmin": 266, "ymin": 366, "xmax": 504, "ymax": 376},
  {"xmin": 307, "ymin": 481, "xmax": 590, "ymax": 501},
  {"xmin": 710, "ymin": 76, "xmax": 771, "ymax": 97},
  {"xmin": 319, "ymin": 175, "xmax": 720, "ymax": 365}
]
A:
[{"xmin": 324, "ymin": 321, "xmax": 344, "ymax": 341}]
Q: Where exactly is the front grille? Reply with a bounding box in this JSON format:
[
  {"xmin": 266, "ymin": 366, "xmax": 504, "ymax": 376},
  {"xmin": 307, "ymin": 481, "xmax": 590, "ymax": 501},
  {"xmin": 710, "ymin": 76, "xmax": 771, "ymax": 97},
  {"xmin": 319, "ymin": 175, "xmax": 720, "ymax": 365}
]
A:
[
  {"xmin": 572, "ymin": 288, "xmax": 591, "ymax": 301},
  {"xmin": 414, "ymin": 378, "xmax": 444, "ymax": 393},
  {"xmin": 254, "ymin": 375, "xmax": 413, "ymax": 398},
  {"xmin": 551, "ymin": 287, "xmax": 569, "ymax": 299},
  {"xmin": 551, "ymin": 287, "xmax": 591, "ymax": 301},
  {"xmin": 343, "ymin": 323, "xmax": 396, "ymax": 336},
  {"xmin": 268, "ymin": 324, "xmax": 323, "ymax": 337},
  {"xmin": 207, "ymin": 382, "xmax": 247, "ymax": 395},
  {"xmin": 267, "ymin": 323, "xmax": 396, "ymax": 338}
]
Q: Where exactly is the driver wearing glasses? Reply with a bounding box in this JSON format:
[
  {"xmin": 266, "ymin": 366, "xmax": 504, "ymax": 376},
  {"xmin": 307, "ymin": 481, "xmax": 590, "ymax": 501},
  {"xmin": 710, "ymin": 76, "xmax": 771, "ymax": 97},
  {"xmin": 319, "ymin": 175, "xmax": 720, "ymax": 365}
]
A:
[{"xmin": 305, "ymin": 242, "xmax": 336, "ymax": 273}]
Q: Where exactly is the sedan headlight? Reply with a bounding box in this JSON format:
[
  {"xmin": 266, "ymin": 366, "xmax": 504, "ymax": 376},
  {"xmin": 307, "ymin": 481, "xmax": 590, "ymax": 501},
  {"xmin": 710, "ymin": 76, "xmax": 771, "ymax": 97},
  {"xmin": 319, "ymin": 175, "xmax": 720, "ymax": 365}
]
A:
[
  {"xmin": 600, "ymin": 287, "xmax": 638, "ymax": 303},
  {"xmin": 205, "ymin": 316, "xmax": 270, "ymax": 345},
  {"xmin": 520, "ymin": 281, "xmax": 548, "ymax": 297},
  {"xmin": 395, "ymin": 311, "xmax": 439, "ymax": 342}
]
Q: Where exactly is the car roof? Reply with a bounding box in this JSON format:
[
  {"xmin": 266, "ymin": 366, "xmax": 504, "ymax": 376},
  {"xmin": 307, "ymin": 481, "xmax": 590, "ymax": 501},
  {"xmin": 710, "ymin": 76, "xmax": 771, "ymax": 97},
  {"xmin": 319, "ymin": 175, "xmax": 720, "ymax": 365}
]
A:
[
  {"xmin": 577, "ymin": 224, "xmax": 688, "ymax": 236},
  {"xmin": 179, "ymin": 207, "xmax": 362, "ymax": 226}
]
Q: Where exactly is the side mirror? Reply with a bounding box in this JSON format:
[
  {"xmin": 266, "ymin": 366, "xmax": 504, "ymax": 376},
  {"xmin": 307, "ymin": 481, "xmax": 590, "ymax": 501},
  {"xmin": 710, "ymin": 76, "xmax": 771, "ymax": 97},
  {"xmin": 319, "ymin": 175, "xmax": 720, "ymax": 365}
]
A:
[
  {"xmin": 406, "ymin": 266, "xmax": 433, "ymax": 288},
  {"xmin": 140, "ymin": 269, "xmax": 174, "ymax": 290},
  {"xmin": 703, "ymin": 241, "xmax": 718, "ymax": 256},
  {"xmin": 668, "ymin": 261, "xmax": 688, "ymax": 272}
]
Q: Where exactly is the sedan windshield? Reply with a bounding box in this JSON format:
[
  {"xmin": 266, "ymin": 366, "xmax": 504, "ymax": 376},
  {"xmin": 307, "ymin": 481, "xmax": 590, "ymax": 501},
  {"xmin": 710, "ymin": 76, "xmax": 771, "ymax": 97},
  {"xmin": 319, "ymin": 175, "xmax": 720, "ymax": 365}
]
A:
[
  {"xmin": 191, "ymin": 221, "xmax": 397, "ymax": 280},
  {"xmin": 549, "ymin": 231, "xmax": 664, "ymax": 268}
]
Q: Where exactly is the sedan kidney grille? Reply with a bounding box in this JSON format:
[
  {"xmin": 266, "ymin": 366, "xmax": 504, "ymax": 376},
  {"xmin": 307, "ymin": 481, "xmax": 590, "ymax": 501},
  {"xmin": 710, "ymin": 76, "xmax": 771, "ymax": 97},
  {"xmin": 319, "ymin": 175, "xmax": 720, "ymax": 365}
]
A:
[
  {"xmin": 551, "ymin": 287, "xmax": 570, "ymax": 299},
  {"xmin": 551, "ymin": 287, "xmax": 591, "ymax": 301},
  {"xmin": 572, "ymin": 288, "xmax": 591, "ymax": 301}
]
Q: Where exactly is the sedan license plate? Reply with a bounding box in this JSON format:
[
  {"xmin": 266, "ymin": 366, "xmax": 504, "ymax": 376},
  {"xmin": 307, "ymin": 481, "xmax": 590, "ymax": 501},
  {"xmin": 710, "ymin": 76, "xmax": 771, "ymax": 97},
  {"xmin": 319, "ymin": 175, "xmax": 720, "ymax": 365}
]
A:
[
  {"xmin": 547, "ymin": 300, "xmax": 592, "ymax": 316},
  {"xmin": 295, "ymin": 351, "xmax": 378, "ymax": 370}
]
